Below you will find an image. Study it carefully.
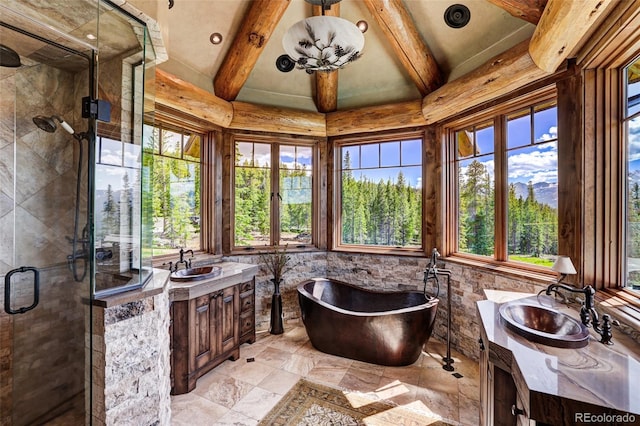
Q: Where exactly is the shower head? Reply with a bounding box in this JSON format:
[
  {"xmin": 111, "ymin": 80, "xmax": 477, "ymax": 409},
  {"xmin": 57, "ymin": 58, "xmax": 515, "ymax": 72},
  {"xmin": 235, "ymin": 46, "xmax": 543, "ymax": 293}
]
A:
[
  {"xmin": 32, "ymin": 115, "xmax": 75, "ymax": 135},
  {"xmin": 0, "ymin": 44, "xmax": 21, "ymax": 68}
]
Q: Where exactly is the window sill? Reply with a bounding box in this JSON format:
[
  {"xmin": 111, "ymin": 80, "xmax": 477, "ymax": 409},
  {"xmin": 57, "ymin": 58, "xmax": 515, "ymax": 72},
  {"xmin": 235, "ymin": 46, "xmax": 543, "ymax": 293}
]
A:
[
  {"xmin": 332, "ymin": 245, "xmax": 426, "ymax": 257},
  {"xmin": 444, "ymin": 254, "xmax": 557, "ymax": 285},
  {"xmin": 598, "ymin": 288, "xmax": 640, "ymax": 336}
]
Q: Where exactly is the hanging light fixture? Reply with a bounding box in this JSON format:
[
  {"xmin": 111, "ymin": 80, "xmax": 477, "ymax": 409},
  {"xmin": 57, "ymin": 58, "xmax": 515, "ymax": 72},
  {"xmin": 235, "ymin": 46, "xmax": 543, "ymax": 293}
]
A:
[{"xmin": 282, "ymin": 0, "xmax": 364, "ymax": 73}]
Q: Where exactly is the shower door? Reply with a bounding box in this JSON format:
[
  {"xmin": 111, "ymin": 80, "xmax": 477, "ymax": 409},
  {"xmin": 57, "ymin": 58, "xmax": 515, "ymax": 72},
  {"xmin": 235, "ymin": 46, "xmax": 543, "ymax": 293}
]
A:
[{"xmin": 0, "ymin": 3, "xmax": 98, "ymax": 424}]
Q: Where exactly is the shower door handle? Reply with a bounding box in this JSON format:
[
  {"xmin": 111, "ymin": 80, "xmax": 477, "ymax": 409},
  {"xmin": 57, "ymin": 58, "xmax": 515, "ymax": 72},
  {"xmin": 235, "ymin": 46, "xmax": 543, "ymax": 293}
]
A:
[{"xmin": 4, "ymin": 266, "xmax": 39, "ymax": 315}]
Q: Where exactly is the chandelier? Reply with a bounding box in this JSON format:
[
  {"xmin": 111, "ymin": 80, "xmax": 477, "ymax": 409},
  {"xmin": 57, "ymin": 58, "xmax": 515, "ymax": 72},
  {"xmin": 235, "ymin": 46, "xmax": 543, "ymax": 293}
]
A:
[{"xmin": 282, "ymin": 0, "xmax": 364, "ymax": 73}]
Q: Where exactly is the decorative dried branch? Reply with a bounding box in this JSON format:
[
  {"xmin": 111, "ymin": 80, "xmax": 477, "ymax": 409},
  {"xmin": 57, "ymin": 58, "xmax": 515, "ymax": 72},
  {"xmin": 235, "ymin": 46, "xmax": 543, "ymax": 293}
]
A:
[{"xmin": 258, "ymin": 244, "xmax": 292, "ymax": 282}]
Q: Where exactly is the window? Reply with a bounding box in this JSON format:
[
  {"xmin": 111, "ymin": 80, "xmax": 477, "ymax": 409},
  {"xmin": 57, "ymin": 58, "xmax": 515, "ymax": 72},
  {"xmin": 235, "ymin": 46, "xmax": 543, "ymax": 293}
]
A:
[
  {"xmin": 335, "ymin": 133, "xmax": 423, "ymax": 251},
  {"xmin": 450, "ymin": 92, "xmax": 558, "ymax": 268},
  {"xmin": 624, "ymin": 55, "xmax": 640, "ymax": 292},
  {"xmin": 144, "ymin": 125, "xmax": 201, "ymax": 255},
  {"xmin": 233, "ymin": 138, "xmax": 314, "ymax": 248}
]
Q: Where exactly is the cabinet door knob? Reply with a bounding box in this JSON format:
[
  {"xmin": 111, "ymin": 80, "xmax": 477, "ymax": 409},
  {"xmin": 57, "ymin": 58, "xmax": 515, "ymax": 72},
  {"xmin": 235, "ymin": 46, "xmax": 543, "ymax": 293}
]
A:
[{"xmin": 511, "ymin": 405, "xmax": 524, "ymax": 416}]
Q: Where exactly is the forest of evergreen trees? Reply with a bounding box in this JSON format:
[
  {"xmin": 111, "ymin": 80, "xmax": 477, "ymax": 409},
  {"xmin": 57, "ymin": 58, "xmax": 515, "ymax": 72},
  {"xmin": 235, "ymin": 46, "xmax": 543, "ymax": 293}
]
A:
[
  {"xmin": 340, "ymin": 152, "xmax": 422, "ymax": 247},
  {"xmin": 138, "ymin": 152, "xmax": 200, "ymax": 251},
  {"xmin": 459, "ymin": 159, "xmax": 557, "ymax": 263},
  {"xmin": 234, "ymin": 162, "xmax": 312, "ymax": 246}
]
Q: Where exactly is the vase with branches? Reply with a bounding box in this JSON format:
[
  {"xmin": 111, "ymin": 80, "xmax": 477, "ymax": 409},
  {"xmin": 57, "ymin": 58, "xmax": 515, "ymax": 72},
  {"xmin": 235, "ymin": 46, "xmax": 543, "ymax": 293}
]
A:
[
  {"xmin": 258, "ymin": 245, "xmax": 292, "ymax": 334},
  {"xmin": 258, "ymin": 244, "xmax": 292, "ymax": 291}
]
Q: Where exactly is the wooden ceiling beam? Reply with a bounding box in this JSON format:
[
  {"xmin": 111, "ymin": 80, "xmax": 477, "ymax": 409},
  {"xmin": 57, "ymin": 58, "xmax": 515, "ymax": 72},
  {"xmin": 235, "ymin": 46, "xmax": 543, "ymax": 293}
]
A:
[
  {"xmin": 229, "ymin": 102, "xmax": 326, "ymax": 137},
  {"xmin": 213, "ymin": 0, "xmax": 290, "ymax": 101},
  {"xmin": 327, "ymin": 99, "xmax": 427, "ymax": 136},
  {"xmin": 314, "ymin": 3, "xmax": 339, "ymax": 113},
  {"xmin": 362, "ymin": 0, "xmax": 442, "ymax": 96},
  {"xmin": 529, "ymin": 0, "xmax": 615, "ymax": 72},
  {"xmin": 156, "ymin": 69, "xmax": 233, "ymax": 128},
  {"xmin": 421, "ymin": 39, "xmax": 549, "ymax": 124},
  {"xmin": 486, "ymin": 0, "xmax": 547, "ymax": 25}
]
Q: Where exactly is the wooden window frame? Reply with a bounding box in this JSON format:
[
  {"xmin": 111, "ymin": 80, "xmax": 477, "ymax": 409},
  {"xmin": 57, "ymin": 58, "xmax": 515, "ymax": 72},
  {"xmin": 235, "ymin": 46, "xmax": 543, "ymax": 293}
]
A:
[
  {"xmin": 579, "ymin": 2, "xmax": 640, "ymax": 322},
  {"xmin": 331, "ymin": 129, "xmax": 427, "ymax": 256},
  {"xmin": 149, "ymin": 105, "xmax": 218, "ymax": 264},
  {"xmin": 225, "ymin": 132, "xmax": 320, "ymax": 254},
  {"xmin": 443, "ymin": 86, "xmax": 559, "ymax": 274}
]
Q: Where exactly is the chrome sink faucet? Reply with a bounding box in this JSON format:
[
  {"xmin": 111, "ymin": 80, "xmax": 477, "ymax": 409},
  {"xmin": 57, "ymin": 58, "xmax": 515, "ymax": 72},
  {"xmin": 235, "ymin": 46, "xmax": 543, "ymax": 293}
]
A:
[
  {"xmin": 545, "ymin": 283, "xmax": 614, "ymax": 345},
  {"xmin": 163, "ymin": 248, "xmax": 194, "ymax": 272}
]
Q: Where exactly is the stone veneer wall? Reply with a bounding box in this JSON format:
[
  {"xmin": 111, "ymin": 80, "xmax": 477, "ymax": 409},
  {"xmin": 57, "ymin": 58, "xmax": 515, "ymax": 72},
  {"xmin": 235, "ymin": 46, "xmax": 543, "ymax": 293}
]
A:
[{"xmin": 90, "ymin": 290, "xmax": 171, "ymax": 426}]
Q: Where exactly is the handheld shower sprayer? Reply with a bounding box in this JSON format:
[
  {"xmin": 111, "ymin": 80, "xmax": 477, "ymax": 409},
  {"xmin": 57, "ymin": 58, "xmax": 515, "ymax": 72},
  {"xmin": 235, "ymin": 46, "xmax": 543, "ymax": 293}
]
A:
[
  {"xmin": 424, "ymin": 248, "xmax": 442, "ymax": 299},
  {"xmin": 33, "ymin": 115, "xmax": 75, "ymax": 134}
]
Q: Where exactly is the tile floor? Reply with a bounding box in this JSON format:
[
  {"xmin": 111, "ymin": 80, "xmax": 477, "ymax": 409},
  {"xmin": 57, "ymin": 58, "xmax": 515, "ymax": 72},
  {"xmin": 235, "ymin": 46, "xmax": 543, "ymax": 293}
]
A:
[{"xmin": 171, "ymin": 325, "xmax": 480, "ymax": 425}]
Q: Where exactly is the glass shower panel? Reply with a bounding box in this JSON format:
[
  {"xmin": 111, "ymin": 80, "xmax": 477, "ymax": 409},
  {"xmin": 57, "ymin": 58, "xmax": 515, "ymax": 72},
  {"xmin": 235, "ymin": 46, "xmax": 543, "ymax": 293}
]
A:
[
  {"xmin": 93, "ymin": 1, "xmax": 155, "ymax": 295},
  {"xmin": 0, "ymin": 3, "xmax": 97, "ymax": 424}
]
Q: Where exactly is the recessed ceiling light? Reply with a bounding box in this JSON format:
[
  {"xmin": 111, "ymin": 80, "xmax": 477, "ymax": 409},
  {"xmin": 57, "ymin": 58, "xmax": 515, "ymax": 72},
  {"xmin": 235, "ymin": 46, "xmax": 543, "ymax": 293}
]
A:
[
  {"xmin": 356, "ymin": 20, "xmax": 368, "ymax": 33},
  {"xmin": 210, "ymin": 33, "xmax": 223, "ymax": 45},
  {"xmin": 86, "ymin": 34, "xmax": 96, "ymax": 40}
]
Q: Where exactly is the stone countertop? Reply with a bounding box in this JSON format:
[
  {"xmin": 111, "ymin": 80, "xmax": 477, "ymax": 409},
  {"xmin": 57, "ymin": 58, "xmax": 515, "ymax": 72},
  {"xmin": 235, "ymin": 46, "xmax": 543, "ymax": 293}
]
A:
[
  {"xmin": 478, "ymin": 290, "xmax": 640, "ymax": 418},
  {"xmin": 169, "ymin": 261, "xmax": 259, "ymax": 301}
]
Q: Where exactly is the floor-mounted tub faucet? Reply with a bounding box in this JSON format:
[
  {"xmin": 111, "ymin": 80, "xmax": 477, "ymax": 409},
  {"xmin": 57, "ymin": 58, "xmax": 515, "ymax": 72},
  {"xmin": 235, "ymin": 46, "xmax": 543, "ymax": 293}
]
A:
[{"xmin": 423, "ymin": 248, "xmax": 455, "ymax": 371}]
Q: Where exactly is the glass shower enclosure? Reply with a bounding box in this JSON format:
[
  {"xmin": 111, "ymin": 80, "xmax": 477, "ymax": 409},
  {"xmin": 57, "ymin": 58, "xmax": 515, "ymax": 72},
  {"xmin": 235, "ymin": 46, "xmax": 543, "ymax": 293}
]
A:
[{"xmin": 0, "ymin": 0, "xmax": 155, "ymax": 423}]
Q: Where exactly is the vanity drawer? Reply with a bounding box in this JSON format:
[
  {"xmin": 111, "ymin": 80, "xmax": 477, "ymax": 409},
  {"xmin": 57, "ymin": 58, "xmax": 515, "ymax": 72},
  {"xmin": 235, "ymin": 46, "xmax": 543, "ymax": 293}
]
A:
[
  {"xmin": 239, "ymin": 280, "xmax": 254, "ymax": 294},
  {"xmin": 240, "ymin": 312, "xmax": 254, "ymax": 336},
  {"xmin": 240, "ymin": 294, "xmax": 254, "ymax": 313}
]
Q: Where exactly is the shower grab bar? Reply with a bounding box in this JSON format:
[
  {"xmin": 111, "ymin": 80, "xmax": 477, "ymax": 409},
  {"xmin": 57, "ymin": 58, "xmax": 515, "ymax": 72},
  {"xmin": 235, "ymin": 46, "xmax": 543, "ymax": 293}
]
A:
[{"xmin": 4, "ymin": 266, "xmax": 39, "ymax": 315}]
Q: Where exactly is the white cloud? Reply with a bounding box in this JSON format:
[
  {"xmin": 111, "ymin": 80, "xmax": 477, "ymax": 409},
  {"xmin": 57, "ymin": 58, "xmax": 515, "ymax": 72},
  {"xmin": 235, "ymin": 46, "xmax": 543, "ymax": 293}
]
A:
[
  {"xmin": 508, "ymin": 148, "xmax": 557, "ymax": 183},
  {"xmin": 537, "ymin": 125, "xmax": 557, "ymax": 142},
  {"xmin": 628, "ymin": 117, "xmax": 640, "ymax": 162}
]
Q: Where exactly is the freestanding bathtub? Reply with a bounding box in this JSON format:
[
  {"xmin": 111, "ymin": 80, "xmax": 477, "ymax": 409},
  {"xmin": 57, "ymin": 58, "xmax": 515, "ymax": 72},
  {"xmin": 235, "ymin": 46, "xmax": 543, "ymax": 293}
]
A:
[{"xmin": 297, "ymin": 278, "xmax": 439, "ymax": 366}]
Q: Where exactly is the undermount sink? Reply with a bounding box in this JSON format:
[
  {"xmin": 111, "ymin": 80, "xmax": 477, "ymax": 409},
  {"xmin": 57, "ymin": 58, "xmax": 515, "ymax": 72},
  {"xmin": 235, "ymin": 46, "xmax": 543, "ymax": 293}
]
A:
[
  {"xmin": 499, "ymin": 302, "xmax": 590, "ymax": 348},
  {"xmin": 170, "ymin": 266, "xmax": 222, "ymax": 282}
]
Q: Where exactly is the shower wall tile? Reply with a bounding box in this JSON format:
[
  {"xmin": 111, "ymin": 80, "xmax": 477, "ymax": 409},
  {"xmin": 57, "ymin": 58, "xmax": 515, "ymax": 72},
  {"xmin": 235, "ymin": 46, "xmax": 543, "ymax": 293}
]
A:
[
  {"xmin": 14, "ymin": 140, "xmax": 59, "ymax": 204},
  {"xmin": 0, "ymin": 71, "xmax": 15, "ymax": 151},
  {"xmin": 0, "ymin": 211, "xmax": 14, "ymax": 270},
  {"xmin": 22, "ymin": 128, "xmax": 74, "ymax": 175},
  {"xmin": 15, "ymin": 65, "xmax": 75, "ymax": 137},
  {"xmin": 21, "ymin": 171, "xmax": 75, "ymax": 229},
  {"xmin": 0, "ymin": 191, "xmax": 12, "ymax": 219},
  {"xmin": 0, "ymin": 143, "xmax": 14, "ymax": 203}
]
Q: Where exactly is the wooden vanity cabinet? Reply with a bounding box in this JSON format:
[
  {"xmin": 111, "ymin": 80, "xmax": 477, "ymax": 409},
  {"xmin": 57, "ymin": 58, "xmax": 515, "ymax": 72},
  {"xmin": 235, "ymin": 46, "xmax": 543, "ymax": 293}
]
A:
[
  {"xmin": 479, "ymin": 328, "xmax": 534, "ymax": 426},
  {"xmin": 171, "ymin": 278, "xmax": 256, "ymax": 395}
]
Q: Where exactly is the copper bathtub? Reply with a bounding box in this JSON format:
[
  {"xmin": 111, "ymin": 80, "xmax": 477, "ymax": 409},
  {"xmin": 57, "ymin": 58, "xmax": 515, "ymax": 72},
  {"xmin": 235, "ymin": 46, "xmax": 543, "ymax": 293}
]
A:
[{"xmin": 297, "ymin": 278, "xmax": 439, "ymax": 366}]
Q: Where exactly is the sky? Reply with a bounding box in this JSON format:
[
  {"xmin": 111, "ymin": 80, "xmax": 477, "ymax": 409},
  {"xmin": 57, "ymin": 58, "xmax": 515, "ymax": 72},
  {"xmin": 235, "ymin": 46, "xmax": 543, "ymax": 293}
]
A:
[{"xmin": 458, "ymin": 107, "xmax": 559, "ymax": 187}]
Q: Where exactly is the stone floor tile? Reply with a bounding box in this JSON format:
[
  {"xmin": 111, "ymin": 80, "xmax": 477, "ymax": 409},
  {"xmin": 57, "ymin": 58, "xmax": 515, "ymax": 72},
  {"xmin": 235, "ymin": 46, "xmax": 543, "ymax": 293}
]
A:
[
  {"xmin": 257, "ymin": 369, "xmax": 300, "ymax": 395},
  {"xmin": 252, "ymin": 345, "xmax": 291, "ymax": 369},
  {"xmin": 168, "ymin": 325, "xmax": 480, "ymax": 425},
  {"xmin": 192, "ymin": 373, "xmax": 254, "ymax": 409},
  {"xmin": 171, "ymin": 393, "xmax": 229, "ymax": 425},
  {"xmin": 231, "ymin": 387, "xmax": 281, "ymax": 421}
]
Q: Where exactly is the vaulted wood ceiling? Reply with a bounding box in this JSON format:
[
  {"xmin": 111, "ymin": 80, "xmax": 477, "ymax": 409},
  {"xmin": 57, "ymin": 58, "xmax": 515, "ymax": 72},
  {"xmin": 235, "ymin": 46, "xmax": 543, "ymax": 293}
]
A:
[{"xmin": 131, "ymin": 0, "xmax": 616, "ymax": 129}]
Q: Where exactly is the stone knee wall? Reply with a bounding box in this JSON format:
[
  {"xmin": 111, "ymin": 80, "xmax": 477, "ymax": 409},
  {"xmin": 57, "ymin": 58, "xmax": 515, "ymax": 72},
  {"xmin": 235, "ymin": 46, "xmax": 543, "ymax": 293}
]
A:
[{"xmin": 91, "ymin": 290, "xmax": 171, "ymax": 425}]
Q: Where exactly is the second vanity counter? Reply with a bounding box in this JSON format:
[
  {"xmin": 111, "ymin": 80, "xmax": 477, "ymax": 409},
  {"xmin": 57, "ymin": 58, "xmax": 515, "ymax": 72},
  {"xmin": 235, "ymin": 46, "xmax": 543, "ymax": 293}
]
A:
[{"xmin": 478, "ymin": 290, "xmax": 640, "ymax": 425}]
